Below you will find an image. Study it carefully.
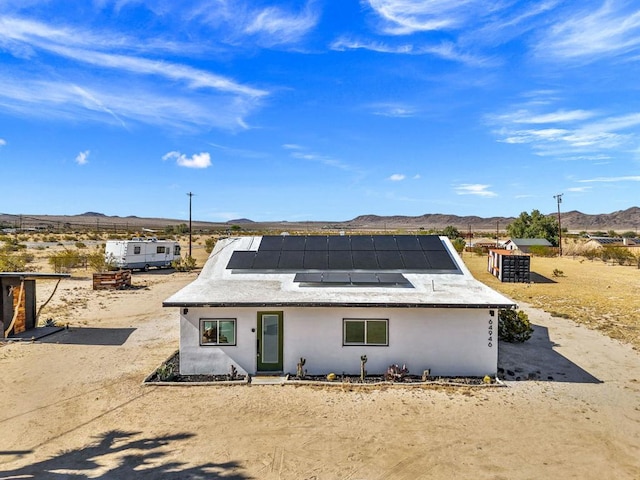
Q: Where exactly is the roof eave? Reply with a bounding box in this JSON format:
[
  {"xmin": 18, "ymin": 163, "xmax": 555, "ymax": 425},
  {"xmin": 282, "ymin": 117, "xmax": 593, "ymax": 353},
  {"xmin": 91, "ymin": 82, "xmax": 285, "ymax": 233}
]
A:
[{"xmin": 163, "ymin": 301, "xmax": 517, "ymax": 309}]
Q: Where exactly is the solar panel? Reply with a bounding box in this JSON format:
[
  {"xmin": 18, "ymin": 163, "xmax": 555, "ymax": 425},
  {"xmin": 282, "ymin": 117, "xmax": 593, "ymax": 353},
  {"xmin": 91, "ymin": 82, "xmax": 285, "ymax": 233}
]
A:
[
  {"xmin": 259, "ymin": 236, "xmax": 284, "ymax": 250},
  {"xmin": 373, "ymin": 236, "xmax": 398, "ymax": 250},
  {"xmin": 328, "ymin": 250, "xmax": 353, "ymax": 269},
  {"xmin": 395, "ymin": 235, "xmax": 421, "ymax": 250},
  {"xmin": 328, "ymin": 236, "xmax": 351, "ymax": 251},
  {"xmin": 352, "ymin": 250, "xmax": 379, "ymax": 269},
  {"xmin": 303, "ymin": 251, "xmax": 328, "ymax": 269},
  {"xmin": 322, "ymin": 272, "xmax": 351, "ymax": 283},
  {"xmin": 376, "ymin": 273, "xmax": 411, "ymax": 285},
  {"xmin": 424, "ymin": 250, "xmax": 457, "ymax": 270},
  {"xmin": 278, "ymin": 250, "xmax": 305, "ymax": 269},
  {"xmin": 228, "ymin": 235, "xmax": 458, "ymax": 272},
  {"xmin": 305, "ymin": 236, "xmax": 328, "ymax": 250},
  {"xmin": 282, "ymin": 236, "xmax": 306, "ymax": 250},
  {"xmin": 350, "ymin": 236, "xmax": 374, "ymax": 250},
  {"xmin": 418, "ymin": 235, "xmax": 444, "ymax": 251},
  {"xmin": 294, "ymin": 272, "xmax": 322, "ymax": 283},
  {"xmin": 400, "ymin": 251, "xmax": 430, "ymax": 269},
  {"xmin": 226, "ymin": 251, "xmax": 256, "ymax": 269},
  {"xmin": 252, "ymin": 250, "xmax": 281, "ymax": 269},
  {"xmin": 349, "ymin": 273, "xmax": 380, "ymax": 284},
  {"xmin": 375, "ymin": 250, "xmax": 405, "ymax": 269}
]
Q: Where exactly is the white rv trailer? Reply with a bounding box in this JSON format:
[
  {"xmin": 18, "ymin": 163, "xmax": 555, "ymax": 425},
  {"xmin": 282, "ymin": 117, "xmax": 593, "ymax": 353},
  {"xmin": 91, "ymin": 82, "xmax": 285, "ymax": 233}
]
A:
[{"xmin": 105, "ymin": 237, "xmax": 181, "ymax": 271}]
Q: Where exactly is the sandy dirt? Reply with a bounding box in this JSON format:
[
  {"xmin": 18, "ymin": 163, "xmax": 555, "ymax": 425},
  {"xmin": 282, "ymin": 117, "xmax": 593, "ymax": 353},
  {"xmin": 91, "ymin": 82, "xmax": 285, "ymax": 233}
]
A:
[{"xmin": 1, "ymin": 270, "xmax": 640, "ymax": 479}]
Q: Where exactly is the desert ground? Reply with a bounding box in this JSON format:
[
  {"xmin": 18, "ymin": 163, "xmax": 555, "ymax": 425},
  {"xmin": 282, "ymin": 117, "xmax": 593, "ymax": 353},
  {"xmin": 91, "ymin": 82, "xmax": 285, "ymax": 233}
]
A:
[{"xmin": 0, "ymin": 249, "xmax": 639, "ymax": 479}]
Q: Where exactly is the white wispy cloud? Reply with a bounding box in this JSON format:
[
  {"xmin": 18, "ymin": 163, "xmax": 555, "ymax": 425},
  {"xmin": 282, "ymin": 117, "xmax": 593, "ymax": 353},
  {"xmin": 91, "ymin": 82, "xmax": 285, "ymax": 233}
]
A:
[
  {"xmin": 389, "ymin": 173, "xmax": 405, "ymax": 181},
  {"xmin": 0, "ymin": 75, "xmax": 257, "ymax": 130},
  {"xmin": 0, "ymin": 18, "xmax": 267, "ymax": 98},
  {"xmin": 578, "ymin": 176, "xmax": 640, "ymax": 183},
  {"xmin": 493, "ymin": 109, "xmax": 596, "ymax": 124},
  {"xmin": 366, "ymin": 0, "xmax": 486, "ymax": 35},
  {"xmin": 75, "ymin": 150, "xmax": 90, "ymax": 165},
  {"xmin": 454, "ymin": 183, "xmax": 497, "ymax": 197},
  {"xmin": 369, "ymin": 102, "xmax": 417, "ymax": 117},
  {"xmin": 330, "ymin": 37, "xmax": 490, "ymax": 65},
  {"xmin": 0, "ymin": 138, "xmax": 6, "ymax": 146},
  {"xmin": 489, "ymin": 98, "xmax": 640, "ymax": 157},
  {"xmin": 0, "ymin": 16, "xmax": 267, "ymax": 129},
  {"xmin": 162, "ymin": 151, "xmax": 212, "ymax": 169},
  {"xmin": 243, "ymin": 3, "xmax": 319, "ymax": 46},
  {"xmin": 567, "ymin": 186, "xmax": 591, "ymax": 192},
  {"xmin": 537, "ymin": 2, "xmax": 640, "ymax": 61},
  {"xmin": 284, "ymin": 144, "xmax": 354, "ymax": 172}
]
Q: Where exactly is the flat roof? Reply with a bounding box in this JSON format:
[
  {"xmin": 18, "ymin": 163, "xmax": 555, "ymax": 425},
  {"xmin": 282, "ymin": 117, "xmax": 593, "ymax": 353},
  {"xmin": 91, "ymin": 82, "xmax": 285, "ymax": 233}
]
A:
[
  {"xmin": 0, "ymin": 272, "xmax": 71, "ymax": 280},
  {"xmin": 164, "ymin": 236, "xmax": 516, "ymax": 309}
]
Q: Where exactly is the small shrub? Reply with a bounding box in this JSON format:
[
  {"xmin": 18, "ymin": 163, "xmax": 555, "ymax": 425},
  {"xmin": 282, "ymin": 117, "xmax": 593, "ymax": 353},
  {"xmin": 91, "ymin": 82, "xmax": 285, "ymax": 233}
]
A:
[
  {"xmin": 552, "ymin": 268, "xmax": 564, "ymax": 277},
  {"xmin": 498, "ymin": 309, "xmax": 533, "ymax": 343},
  {"xmin": 529, "ymin": 245, "xmax": 556, "ymax": 257},
  {"xmin": 75, "ymin": 241, "xmax": 87, "ymax": 249},
  {"xmin": 205, "ymin": 237, "xmax": 217, "ymax": 254},
  {"xmin": 172, "ymin": 256, "xmax": 197, "ymax": 272},
  {"xmin": 48, "ymin": 249, "xmax": 84, "ymax": 273},
  {"xmin": 156, "ymin": 363, "xmax": 175, "ymax": 381}
]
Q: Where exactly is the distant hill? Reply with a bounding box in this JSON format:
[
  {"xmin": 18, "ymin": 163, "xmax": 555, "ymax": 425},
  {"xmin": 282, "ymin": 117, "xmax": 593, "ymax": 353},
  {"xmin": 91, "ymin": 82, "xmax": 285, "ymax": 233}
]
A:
[
  {"xmin": 227, "ymin": 218, "xmax": 255, "ymax": 224},
  {"xmin": 1, "ymin": 207, "xmax": 638, "ymax": 232}
]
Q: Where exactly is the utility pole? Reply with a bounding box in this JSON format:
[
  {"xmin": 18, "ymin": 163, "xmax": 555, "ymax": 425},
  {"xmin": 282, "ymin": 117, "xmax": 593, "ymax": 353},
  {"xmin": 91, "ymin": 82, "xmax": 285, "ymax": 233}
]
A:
[
  {"xmin": 554, "ymin": 193, "xmax": 564, "ymax": 256},
  {"xmin": 187, "ymin": 192, "xmax": 194, "ymax": 258}
]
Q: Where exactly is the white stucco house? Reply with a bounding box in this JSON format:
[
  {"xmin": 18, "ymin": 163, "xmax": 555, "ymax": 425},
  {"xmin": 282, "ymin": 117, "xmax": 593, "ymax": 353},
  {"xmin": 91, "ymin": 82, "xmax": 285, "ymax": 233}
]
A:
[{"xmin": 163, "ymin": 235, "xmax": 516, "ymax": 378}]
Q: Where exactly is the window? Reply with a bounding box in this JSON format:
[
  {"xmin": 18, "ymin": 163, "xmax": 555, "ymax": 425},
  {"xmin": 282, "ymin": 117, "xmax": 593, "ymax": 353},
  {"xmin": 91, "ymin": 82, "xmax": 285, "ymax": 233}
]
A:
[
  {"xmin": 157, "ymin": 246, "xmax": 165, "ymax": 254},
  {"xmin": 343, "ymin": 319, "xmax": 388, "ymax": 346},
  {"xmin": 134, "ymin": 246, "xmax": 141, "ymax": 254},
  {"xmin": 174, "ymin": 245, "xmax": 181, "ymax": 255},
  {"xmin": 200, "ymin": 319, "xmax": 236, "ymax": 346}
]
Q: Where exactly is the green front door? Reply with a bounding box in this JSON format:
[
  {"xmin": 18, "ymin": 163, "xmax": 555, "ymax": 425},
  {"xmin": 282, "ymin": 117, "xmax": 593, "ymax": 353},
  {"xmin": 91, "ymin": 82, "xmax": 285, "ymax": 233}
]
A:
[{"xmin": 257, "ymin": 312, "xmax": 283, "ymax": 372}]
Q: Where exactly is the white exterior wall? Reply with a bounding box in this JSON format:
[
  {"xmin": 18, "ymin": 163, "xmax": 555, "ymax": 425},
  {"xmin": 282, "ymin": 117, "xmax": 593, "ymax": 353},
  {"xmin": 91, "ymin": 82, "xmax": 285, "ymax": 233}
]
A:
[{"xmin": 179, "ymin": 306, "xmax": 497, "ymax": 377}]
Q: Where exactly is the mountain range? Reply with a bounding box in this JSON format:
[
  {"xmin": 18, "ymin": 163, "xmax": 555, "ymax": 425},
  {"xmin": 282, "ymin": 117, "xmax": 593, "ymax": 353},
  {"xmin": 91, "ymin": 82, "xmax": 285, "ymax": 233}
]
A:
[{"xmin": 1, "ymin": 207, "xmax": 638, "ymax": 233}]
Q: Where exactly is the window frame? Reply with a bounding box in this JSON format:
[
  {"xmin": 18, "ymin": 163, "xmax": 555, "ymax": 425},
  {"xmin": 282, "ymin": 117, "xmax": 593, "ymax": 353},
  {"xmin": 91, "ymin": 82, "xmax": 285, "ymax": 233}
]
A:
[
  {"xmin": 200, "ymin": 318, "xmax": 237, "ymax": 346},
  {"xmin": 133, "ymin": 245, "xmax": 141, "ymax": 254},
  {"xmin": 343, "ymin": 318, "xmax": 389, "ymax": 346},
  {"xmin": 157, "ymin": 246, "xmax": 166, "ymax": 254}
]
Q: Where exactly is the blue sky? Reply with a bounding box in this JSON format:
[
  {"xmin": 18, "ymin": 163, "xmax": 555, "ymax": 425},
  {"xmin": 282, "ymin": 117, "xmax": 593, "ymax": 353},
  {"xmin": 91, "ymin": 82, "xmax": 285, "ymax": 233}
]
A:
[{"xmin": 1, "ymin": 1, "xmax": 639, "ymax": 222}]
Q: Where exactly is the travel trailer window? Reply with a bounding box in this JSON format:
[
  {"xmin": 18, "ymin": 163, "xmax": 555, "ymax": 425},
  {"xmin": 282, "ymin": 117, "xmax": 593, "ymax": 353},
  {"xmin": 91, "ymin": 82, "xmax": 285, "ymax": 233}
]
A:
[
  {"xmin": 343, "ymin": 319, "xmax": 388, "ymax": 346},
  {"xmin": 200, "ymin": 319, "xmax": 236, "ymax": 346},
  {"xmin": 134, "ymin": 246, "xmax": 141, "ymax": 254},
  {"xmin": 157, "ymin": 246, "xmax": 165, "ymax": 254}
]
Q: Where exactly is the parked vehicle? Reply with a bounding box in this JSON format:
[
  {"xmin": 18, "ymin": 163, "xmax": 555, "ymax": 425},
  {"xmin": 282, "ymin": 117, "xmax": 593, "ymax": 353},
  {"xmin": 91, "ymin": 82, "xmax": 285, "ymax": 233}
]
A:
[{"xmin": 105, "ymin": 237, "xmax": 181, "ymax": 271}]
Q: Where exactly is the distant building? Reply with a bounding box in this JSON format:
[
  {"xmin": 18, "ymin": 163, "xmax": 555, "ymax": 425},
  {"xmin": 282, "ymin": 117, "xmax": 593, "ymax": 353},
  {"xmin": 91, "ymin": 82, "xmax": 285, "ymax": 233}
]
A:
[{"xmin": 503, "ymin": 238, "xmax": 552, "ymax": 254}]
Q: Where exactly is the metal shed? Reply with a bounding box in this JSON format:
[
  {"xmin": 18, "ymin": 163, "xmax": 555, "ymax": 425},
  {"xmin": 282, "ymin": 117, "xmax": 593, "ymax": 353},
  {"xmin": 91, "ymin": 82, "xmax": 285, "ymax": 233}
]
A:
[{"xmin": 487, "ymin": 249, "xmax": 531, "ymax": 283}]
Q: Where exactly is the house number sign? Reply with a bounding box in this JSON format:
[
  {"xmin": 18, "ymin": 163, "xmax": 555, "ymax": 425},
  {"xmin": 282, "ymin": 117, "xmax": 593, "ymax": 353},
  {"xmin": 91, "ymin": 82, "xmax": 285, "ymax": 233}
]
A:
[{"xmin": 488, "ymin": 318, "xmax": 494, "ymax": 348}]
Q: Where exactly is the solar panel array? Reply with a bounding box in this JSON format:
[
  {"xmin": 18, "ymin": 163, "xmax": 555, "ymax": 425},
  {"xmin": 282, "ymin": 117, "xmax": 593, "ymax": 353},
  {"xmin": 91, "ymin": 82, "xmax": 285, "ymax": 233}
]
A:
[
  {"xmin": 226, "ymin": 235, "xmax": 458, "ymax": 271},
  {"xmin": 294, "ymin": 272, "xmax": 411, "ymax": 286}
]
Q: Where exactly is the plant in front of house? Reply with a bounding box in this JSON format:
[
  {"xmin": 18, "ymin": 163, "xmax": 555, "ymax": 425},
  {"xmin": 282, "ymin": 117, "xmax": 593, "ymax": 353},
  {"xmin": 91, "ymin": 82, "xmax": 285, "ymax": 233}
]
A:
[
  {"xmin": 296, "ymin": 357, "xmax": 306, "ymax": 378},
  {"xmin": 156, "ymin": 362, "xmax": 175, "ymax": 381},
  {"xmin": 498, "ymin": 309, "xmax": 533, "ymax": 343},
  {"xmin": 384, "ymin": 364, "xmax": 409, "ymax": 382},
  {"xmin": 360, "ymin": 355, "xmax": 367, "ymax": 382},
  {"xmin": 228, "ymin": 365, "xmax": 238, "ymax": 381}
]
